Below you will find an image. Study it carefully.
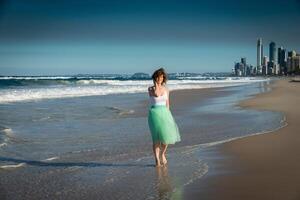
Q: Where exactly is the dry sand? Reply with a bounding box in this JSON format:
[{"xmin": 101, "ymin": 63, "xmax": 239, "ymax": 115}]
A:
[{"xmin": 185, "ymin": 78, "xmax": 300, "ymax": 200}]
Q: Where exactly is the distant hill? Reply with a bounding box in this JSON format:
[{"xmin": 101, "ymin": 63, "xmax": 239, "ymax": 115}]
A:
[{"xmin": 131, "ymin": 73, "xmax": 150, "ymax": 79}]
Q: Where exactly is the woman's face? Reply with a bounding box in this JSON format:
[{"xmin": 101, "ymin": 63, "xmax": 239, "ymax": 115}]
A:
[{"xmin": 155, "ymin": 75, "xmax": 164, "ymax": 85}]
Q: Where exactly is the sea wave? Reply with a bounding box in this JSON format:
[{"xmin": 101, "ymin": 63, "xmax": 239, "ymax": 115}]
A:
[
  {"xmin": 0, "ymin": 78, "xmax": 270, "ymax": 103},
  {"xmin": 0, "ymin": 142, "xmax": 7, "ymax": 148},
  {"xmin": 41, "ymin": 156, "xmax": 60, "ymax": 161},
  {"xmin": 0, "ymin": 163, "xmax": 26, "ymax": 169},
  {"xmin": 0, "ymin": 127, "xmax": 13, "ymax": 148},
  {"xmin": 187, "ymin": 115, "xmax": 287, "ymax": 149},
  {"xmin": 0, "ymin": 76, "xmax": 266, "ymax": 86},
  {"xmin": 0, "ymin": 126, "xmax": 27, "ymax": 145}
]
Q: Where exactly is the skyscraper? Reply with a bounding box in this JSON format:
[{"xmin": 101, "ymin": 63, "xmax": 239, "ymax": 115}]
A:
[
  {"xmin": 287, "ymin": 51, "xmax": 300, "ymax": 74},
  {"xmin": 241, "ymin": 57, "xmax": 246, "ymax": 66},
  {"xmin": 278, "ymin": 47, "xmax": 286, "ymax": 75},
  {"xmin": 241, "ymin": 57, "xmax": 247, "ymax": 76},
  {"xmin": 257, "ymin": 38, "xmax": 263, "ymax": 74},
  {"xmin": 288, "ymin": 50, "xmax": 296, "ymax": 58},
  {"xmin": 269, "ymin": 42, "xmax": 277, "ymax": 63},
  {"xmin": 268, "ymin": 42, "xmax": 277, "ymax": 75},
  {"xmin": 262, "ymin": 56, "xmax": 268, "ymax": 75}
]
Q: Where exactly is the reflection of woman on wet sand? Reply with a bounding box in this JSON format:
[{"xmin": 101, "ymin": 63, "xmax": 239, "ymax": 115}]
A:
[
  {"xmin": 156, "ymin": 166, "xmax": 172, "ymax": 199},
  {"xmin": 148, "ymin": 68, "xmax": 181, "ymax": 167}
]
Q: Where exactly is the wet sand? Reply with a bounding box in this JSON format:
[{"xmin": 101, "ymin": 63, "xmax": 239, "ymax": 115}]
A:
[{"xmin": 185, "ymin": 78, "xmax": 300, "ymax": 199}]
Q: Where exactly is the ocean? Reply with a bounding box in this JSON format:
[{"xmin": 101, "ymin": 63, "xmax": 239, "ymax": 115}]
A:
[
  {"xmin": 0, "ymin": 74, "xmax": 285, "ymax": 199},
  {"xmin": 0, "ymin": 74, "xmax": 267, "ymax": 103}
]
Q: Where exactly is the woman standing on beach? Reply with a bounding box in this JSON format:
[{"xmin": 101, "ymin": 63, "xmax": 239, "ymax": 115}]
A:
[{"xmin": 148, "ymin": 68, "xmax": 181, "ymax": 167}]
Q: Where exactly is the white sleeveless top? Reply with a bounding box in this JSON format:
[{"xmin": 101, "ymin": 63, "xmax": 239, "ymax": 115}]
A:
[{"xmin": 149, "ymin": 90, "xmax": 168, "ymax": 106}]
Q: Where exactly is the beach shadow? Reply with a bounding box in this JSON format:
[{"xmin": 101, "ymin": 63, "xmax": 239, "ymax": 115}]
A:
[{"xmin": 0, "ymin": 157, "xmax": 155, "ymax": 168}]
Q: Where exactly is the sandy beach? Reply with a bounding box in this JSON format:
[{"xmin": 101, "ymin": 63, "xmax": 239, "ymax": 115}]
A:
[{"xmin": 185, "ymin": 78, "xmax": 300, "ymax": 199}]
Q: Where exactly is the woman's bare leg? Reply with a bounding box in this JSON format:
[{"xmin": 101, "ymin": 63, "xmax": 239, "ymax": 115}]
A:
[
  {"xmin": 161, "ymin": 143, "xmax": 168, "ymax": 165},
  {"xmin": 153, "ymin": 143, "xmax": 161, "ymax": 167}
]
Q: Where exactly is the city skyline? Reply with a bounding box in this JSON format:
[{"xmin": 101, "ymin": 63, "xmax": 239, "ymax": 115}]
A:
[
  {"xmin": 234, "ymin": 38, "xmax": 300, "ymax": 76},
  {"xmin": 1, "ymin": 0, "xmax": 300, "ymax": 75}
]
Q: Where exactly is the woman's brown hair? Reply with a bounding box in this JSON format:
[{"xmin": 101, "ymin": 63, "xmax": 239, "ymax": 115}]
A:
[{"xmin": 151, "ymin": 68, "xmax": 168, "ymax": 85}]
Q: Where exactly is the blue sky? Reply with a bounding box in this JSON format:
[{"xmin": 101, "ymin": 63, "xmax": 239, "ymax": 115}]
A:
[{"xmin": 0, "ymin": 0, "xmax": 300, "ymax": 75}]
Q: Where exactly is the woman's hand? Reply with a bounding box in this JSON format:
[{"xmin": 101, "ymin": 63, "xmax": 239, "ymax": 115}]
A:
[
  {"xmin": 154, "ymin": 81, "xmax": 159, "ymax": 89},
  {"xmin": 148, "ymin": 86, "xmax": 154, "ymax": 96},
  {"xmin": 166, "ymin": 89, "xmax": 170, "ymax": 109},
  {"xmin": 153, "ymin": 81, "xmax": 160, "ymax": 96}
]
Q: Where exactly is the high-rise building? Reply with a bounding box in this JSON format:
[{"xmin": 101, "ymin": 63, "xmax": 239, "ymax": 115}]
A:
[
  {"xmin": 234, "ymin": 57, "xmax": 249, "ymax": 76},
  {"xmin": 288, "ymin": 53, "xmax": 300, "ymax": 74},
  {"xmin": 274, "ymin": 63, "xmax": 280, "ymax": 75},
  {"xmin": 291, "ymin": 55, "xmax": 300, "ymax": 74},
  {"xmin": 267, "ymin": 61, "xmax": 275, "ymax": 75},
  {"xmin": 287, "ymin": 57, "xmax": 292, "ymax": 73},
  {"xmin": 262, "ymin": 56, "xmax": 268, "ymax": 75},
  {"xmin": 269, "ymin": 42, "xmax": 277, "ymax": 63},
  {"xmin": 263, "ymin": 56, "xmax": 268, "ymax": 66},
  {"xmin": 288, "ymin": 50, "xmax": 296, "ymax": 58},
  {"xmin": 293, "ymin": 55, "xmax": 300, "ymax": 74},
  {"xmin": 234, "ymin": 62, "xmax": 244, "ymax": 76},
  {"xmin": 278, "ymin": 47, "xmax": 286, "ymax": 75},
  {"xmin": 287, "ymin": 50, "xmax": 297, "ymax": 73},
  {"xmin": 241, "ymin": 57, "xmax": 247, "ymax": 76},
  {"xmin": 278, "ymin": 47, "xmax": 282, "ymax": 68},
  {"xmin": 241, "ymin": 57, "xmax": 246, "ymax": 66},
  {"xmin": 282, "ymin": 49, "xmax": 287, "ymax": 74},
  {"xmin": 257, "ymin": 38, "xmax": 263, "ymax": 74}
]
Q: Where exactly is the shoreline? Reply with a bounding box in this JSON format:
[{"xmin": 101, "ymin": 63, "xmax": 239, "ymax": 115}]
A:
[{"xmin": 184, "ymin": 78, "xmax": 300, "ymax": 199}]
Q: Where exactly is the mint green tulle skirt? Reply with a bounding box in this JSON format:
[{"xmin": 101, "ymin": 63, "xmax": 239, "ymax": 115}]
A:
[{"xmin": 148, "ymin": 105, "xmax": 181, "ymax": 144}]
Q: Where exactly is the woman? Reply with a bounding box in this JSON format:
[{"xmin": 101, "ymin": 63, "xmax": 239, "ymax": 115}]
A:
[{"xmin": 148, "ymin": 68, "xmax": 181, "ymax": 167}]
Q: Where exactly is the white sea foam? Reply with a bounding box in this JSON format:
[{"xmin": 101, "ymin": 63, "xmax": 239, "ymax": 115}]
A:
[
  {"xmin": 182, "ymin": 162, "xmax": 209, "ymax": 186},
  {"xmin": 0, "ymin": 76, "xmax": 74, "ymax": 80},
  {"xmin": 188, "ymin": 115, "xmax": 287, "ymax": 149},
  {"xmin": 0, "ymin": 127, "xmax": 9, "ymax": 148},
  {"xmin": 0, "ymin": 142, "xmax": 7, "ymax": 147},
  {"xmin": 32, "ymin": 116, "xmax": 51, "ymax": 122},
  {"xmin": 0, "ymin": 78, "xmax": 270, "ymax": 103},
  {"xmin": 2, "ymin": 128, "xmax": 14, "ymax": 137},
  {"xmin": 42, "ymin": 156, "xmax": 60, "ymax": 161},
  {"xmin": 0, "ymin": 128, "xmax": 13, "ymax": 146},
  {"xmin": 70, "ymin": 148, "xmax": 98, "ymax": 154},
  {"xmin": 76, "ymin": 79, "xmax": 120, "ymax": 85},
  {"xmin": 1, "ymin": 128, "xmax": 22, "ymax": 145},
  {"xmin": 0, "ymin": 163, "xmax": 26, "ymax": 169},
  {"xmin": 0, "ymin": 128, "xmax": 26, "ymax": 144}
]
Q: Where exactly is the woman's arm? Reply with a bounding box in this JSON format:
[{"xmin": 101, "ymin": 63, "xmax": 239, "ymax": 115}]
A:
[
  {"xmin": 148, "ymin": 86, "xmax": 157, "ymax": 97},
  {"xmin": 149, "ymin": 84, "xmax": 161, "ymax": 97},
  {"xmin": 166, "ymin": 88, "xmax": 170, "ymax": 109},
  {"xmin": 148, "ymin": 86, "xmax": 153, "ymax": 96}
]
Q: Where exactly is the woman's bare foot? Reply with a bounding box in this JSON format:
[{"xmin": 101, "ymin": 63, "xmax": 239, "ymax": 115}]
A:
[
  {"xmin": 162, "ymin": 154, "xmax": 168, "ymax": 166},
  {"xmin": 155, "ymin": 159, "xmax": 162, "ymax": 167}
]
